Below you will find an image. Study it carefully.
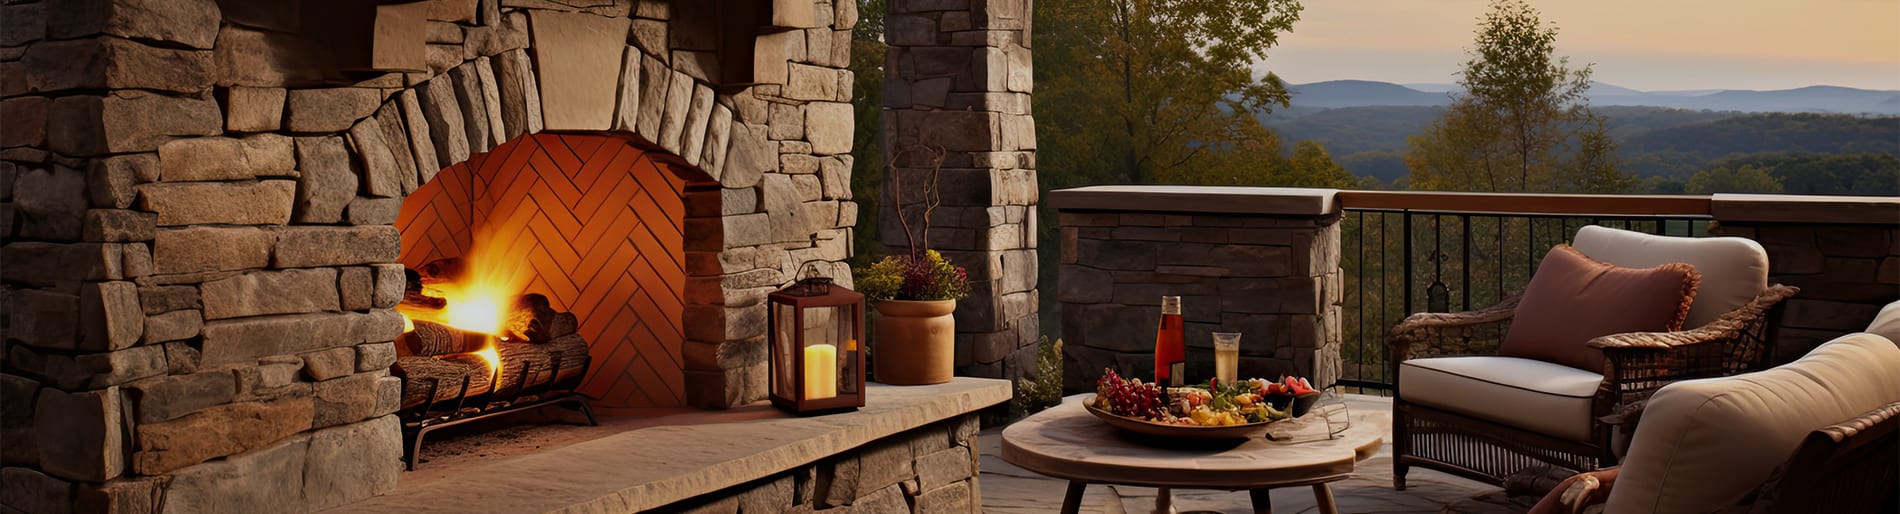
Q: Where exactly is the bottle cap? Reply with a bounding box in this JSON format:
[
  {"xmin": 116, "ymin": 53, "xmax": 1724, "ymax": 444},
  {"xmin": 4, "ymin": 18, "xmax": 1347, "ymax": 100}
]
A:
[{"xmin": 1160, "ymin": 296, "xmax": 1181, "ymax": 315}]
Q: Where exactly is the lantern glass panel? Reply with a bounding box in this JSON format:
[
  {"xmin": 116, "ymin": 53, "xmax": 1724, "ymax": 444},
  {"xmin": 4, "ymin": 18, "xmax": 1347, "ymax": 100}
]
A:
[
  {"xmin": 773, "ymin": 302, "xmax": 797, "ymax": 400},
  {"xmin": 801, "ymin": 305, "xmax": 859, "ymax": 395}
]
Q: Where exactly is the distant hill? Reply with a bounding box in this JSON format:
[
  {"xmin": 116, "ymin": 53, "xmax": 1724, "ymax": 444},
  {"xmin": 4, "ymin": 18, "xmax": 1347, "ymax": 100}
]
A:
[
  {"xmin": 1284, "ymin": 80, "xmax": 1900, "ymax": 114},
  {"xmin": 1286, "ymin": 80, "xmax": 1450, "ymax": 108}
]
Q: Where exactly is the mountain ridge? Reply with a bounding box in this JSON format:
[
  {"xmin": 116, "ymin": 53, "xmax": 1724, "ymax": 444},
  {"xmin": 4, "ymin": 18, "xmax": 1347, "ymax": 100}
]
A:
[{"xmin": 1286, "ymin": 80, "xmax": 1900, "ymax": 114}]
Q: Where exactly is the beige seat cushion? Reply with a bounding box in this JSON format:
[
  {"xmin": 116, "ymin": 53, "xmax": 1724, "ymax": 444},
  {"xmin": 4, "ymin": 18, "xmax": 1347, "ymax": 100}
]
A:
[
  {"xmin": 1603, "ymin": 332, "xmax": 1900, "ymax": 514},
  {"xmin": 1400, "ymin": 356, "xmax": 1603, "ymax": 441},
  {"xmin": 1866, "ymin": 299, "xmax": 1900, "ymax": 344},
  {"xmin": 1571, "ymin": 225, "xmax": 1768, "ymax": 329}
]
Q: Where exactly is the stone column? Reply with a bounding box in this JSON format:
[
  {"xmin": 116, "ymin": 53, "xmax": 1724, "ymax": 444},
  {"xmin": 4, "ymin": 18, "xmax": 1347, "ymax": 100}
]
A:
[
  {"xmin": 881, "ymin": 0, "xmax": 1039, "ymax": 379},
  {"xmin": 1708, "ymin": 194, "xmax": 1900, "ymax": 363},
  {"xmin": 1052, "ymin": 187, "xmax": 1344, "ymax": 393}
]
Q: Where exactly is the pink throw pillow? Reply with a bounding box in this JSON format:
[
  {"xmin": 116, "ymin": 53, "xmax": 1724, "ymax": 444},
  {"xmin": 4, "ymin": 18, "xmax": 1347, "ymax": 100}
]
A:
[{"xmin": 1500, "ymin": 246, "xmax": 1700, "ymax": 372}]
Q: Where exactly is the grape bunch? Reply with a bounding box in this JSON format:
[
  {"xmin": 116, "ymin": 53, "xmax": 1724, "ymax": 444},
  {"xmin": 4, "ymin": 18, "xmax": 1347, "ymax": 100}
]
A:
[{"xmin": 1095, "ymin": 369, "xmax": 1167, "ymax": 420}]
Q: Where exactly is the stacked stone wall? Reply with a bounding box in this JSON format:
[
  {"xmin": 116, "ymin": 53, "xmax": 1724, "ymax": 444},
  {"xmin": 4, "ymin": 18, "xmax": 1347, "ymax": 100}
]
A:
[
  {"xmin": 0, "ymin": 0, "xmax": 859, "ymax": 511},
  {"xmin": 1712, "ymin": 220, "xmax": 1900, "ymax": 362},
  {"xmin": 661, "ymin": 412, "xmax": 984, "ymax": 514},
  {"xmin": 881, "ymin": 0, "xmax": 1039, "ymax": 381},
  {"xmin": 1056, "ymin": 208, "xmax": 1344, "ymax": 394}
]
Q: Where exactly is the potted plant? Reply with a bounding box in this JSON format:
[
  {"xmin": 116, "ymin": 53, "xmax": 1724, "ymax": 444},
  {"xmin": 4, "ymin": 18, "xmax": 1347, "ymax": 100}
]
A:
[{"xmin": 855, "ymin": 145, "xmax": 970, "ymax": 385}]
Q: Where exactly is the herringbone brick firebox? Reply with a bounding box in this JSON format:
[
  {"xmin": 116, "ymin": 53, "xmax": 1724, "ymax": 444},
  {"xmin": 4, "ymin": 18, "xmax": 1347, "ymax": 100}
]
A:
[{"xmin": 398, "ymin": 133, "xmax": 704, "ymax": 408}]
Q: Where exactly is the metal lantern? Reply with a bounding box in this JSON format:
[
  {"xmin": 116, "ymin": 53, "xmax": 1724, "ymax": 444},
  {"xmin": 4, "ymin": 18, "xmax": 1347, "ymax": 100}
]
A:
[{"xmin": 768, "ymin": 276, "xmax": 866, "ymax": 414}]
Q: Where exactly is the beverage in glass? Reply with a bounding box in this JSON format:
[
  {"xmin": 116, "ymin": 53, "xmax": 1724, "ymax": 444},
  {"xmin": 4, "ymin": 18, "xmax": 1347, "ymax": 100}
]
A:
[{"xmin": 1212, "ymin": 332, "xmax": 1241, "ymax": 387}]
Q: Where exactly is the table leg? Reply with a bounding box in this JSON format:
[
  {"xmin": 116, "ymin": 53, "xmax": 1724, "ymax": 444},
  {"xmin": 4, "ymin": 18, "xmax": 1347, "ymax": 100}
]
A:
[
  {"xmin": 1153, "ymin": 486, "xmax": 1173, "ymax": 514},
  {"xmin": 1249, "ymin": 488, "xmax": 1272, "ymax": 514},
  {"xmin": 1311, "ymin": 484, "xmax": 1338, "ymax": 514},
  {"xmin": 1060, "ymin": 481, "xmax": 1085, "ymax": 514}
]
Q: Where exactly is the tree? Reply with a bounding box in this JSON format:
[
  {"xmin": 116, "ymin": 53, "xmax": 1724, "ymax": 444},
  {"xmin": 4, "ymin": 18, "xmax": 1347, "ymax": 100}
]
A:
[
  {"xmin": 1036, "ymin": 0, "xmax": 1305, "ymax": 187},
  {"xmin": 848, "ymin": 0, "xmax": 886, "ymax": 264},
  {"xmin": 1686, "ymin": 165, "xmax": 1785, "ymax": 194},
  {"xmin": 1404, "ymin": 0, "xmax": 1629, "ymax": 193},
  {"xmin": 1282, "ymin": 140, "xmax": 1358, "ymax": 188}
]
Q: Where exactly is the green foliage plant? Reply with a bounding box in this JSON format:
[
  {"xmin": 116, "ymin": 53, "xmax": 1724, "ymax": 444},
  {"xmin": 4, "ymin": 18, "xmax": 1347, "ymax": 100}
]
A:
[
  {"xmin": 1012, "ymin": 338, "xmax": 1066, "ymax": 415},
  {"xmin": 854, "ymin": 144, "xmax": 971, "ymax": 302}
]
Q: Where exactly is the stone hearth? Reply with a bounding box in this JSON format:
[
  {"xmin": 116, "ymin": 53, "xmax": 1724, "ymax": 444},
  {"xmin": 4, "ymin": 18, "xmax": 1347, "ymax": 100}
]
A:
[{"xmin": 1, "ymin": 0, "xmax": 860, "ymax": 511}]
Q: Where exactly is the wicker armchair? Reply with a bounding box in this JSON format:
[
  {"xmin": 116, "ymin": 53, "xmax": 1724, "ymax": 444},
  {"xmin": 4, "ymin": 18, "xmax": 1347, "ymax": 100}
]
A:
[{"xmin": 1388, "ymin": 225, "xmax": 1799, "ymax": 490}]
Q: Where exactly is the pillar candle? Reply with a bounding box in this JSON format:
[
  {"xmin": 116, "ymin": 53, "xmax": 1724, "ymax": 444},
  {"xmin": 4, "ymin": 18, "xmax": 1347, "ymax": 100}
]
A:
[{"xmin": 804, "ymin": 344, "xmax": 837, "ymax": 400}]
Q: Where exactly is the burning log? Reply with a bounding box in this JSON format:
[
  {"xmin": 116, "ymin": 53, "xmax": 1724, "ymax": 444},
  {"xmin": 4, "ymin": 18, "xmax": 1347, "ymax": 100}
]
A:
[
  {"xmin": 542, "ymin": 334, "xmax": 590, "ymax": 384},
  {"xmin": 415, "ymin": 258, "xmax": 467, "ymax": 284},
  {"xmin": 504, "ymin": 294, "xmax": 579, "ymax": 343},
  {"xmin": 402, "ymin": 269, "xmax": 447, "ymax": 310},
  {"xmin": 394, "ymin": 356, "xmax": 492, "ymax": 410},
  {"xmin": 396, "ymin": 320, "xmax": 489, "ymax": 356}
]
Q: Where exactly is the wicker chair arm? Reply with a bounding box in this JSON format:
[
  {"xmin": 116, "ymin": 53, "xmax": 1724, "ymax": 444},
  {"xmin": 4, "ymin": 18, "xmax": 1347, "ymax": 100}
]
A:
[
  {"xmin": 1388, "ymin": 296, "xmax": 1520, "ymax": 363},
  {"xmin": 1586, "ymin": 284, "xmax": 1799, "ymax": 351},
  {"xmin": 1391, "ymin": 295, "xmax": 1521, "ymax": 333}
]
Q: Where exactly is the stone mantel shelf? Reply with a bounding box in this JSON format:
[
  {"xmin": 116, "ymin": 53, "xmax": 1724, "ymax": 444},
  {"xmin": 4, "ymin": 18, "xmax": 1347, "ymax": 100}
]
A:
[
  {"xmin": 331, "ymin": 378, "xmax": 1011, "ymax": 513},
  {"xmin": 1049, "ymin": 185, "xmax": 1340, "ymax": 216}
]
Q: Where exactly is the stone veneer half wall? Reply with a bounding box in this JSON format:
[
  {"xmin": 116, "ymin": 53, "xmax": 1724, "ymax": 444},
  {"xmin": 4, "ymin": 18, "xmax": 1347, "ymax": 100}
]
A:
[
  {"xmin": 0, "ymin": 0, "xmax": 859, "ymax": 511},
  {"xmin": 1051, "ymin": 186, "xmax": 1345, "ymax": 394}
]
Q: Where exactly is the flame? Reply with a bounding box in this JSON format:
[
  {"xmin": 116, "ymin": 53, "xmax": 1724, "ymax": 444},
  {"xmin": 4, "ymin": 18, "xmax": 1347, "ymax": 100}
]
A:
[
  {"xmin": 395, "ymin": 227, "xmax": 532, "ymax": 376},
  {"xmin": 473, "ymin": 344, "xmax": 502, "ymax": 375}
]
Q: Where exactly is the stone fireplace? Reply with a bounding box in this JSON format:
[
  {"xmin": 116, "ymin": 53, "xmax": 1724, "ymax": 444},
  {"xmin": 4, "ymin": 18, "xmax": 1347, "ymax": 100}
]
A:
[{"xmin": 1, "ymin": 0, "xmax": 859, "ymax": 511}]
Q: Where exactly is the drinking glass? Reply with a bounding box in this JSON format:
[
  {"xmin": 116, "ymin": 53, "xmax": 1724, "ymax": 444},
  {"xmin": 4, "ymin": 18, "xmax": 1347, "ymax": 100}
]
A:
[{"xmin": 1211, "ymin": 332, "xmax": 1241, "ymax": 387}]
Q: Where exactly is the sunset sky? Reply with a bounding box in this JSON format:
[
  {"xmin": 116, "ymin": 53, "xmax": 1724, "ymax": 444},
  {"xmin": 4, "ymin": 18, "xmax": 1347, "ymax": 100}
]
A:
[{"xmin": 1263, "ymin": 0, "xmax": 1900, "ymax": 91}]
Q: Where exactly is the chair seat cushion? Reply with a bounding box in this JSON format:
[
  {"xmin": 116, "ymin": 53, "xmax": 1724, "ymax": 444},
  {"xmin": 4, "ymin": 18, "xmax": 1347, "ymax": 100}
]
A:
[
  {"xmin": 1400, "ymin": 356, "xmax": 1604, "ymax": 441},
  {"xmin": 1603, "ymin": 332, "xmax": 1900, "ymax": 513}
]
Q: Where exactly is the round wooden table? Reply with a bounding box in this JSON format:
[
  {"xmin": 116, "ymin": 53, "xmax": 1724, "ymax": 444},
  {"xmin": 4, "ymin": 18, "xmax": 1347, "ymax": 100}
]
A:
[{"xmin": 1000, "ymin": 394, "xmax": 1387, "ymax": 514}]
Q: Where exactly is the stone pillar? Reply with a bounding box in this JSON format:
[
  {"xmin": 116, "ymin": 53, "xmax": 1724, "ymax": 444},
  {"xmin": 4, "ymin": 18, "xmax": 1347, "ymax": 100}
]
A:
[
  {"xmin": 1709, "ymin": 194, "xmax": 1900, "ymax": 363},
  {"xmin": 881, "ymin": 0, "xmax": 1039, "ymax": 380},
  {"xmin": 1051, "ymin": 187, "xmax": 1344, "ymax": 393}
]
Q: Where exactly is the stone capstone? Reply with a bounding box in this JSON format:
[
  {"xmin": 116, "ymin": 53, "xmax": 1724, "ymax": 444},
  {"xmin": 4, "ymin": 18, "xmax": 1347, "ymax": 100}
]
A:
[
  {"xmin": 137, "ymin": 180, "xmax": 296, "ymax": 226},
  {"xmin": 201, "ymin": 268, "xmax": 341, "ymax": 320},
  {"xmin": 272, "ymin": 226, "xmax": 400, "ymax": 268},
  {"xmin": 529, "ymin": 10, "xmax": 629, "ymax": 131},
  {"xmin": 158, "ymin": 135, "xmax": 296, "ymax": 182},
  {"xmin": 133, "ymin": 396, "xmax": 315, "ymax": 475}
]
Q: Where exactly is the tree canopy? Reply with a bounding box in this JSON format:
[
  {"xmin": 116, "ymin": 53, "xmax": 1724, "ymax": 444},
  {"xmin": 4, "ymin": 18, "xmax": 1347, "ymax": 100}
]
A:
[
  {"xmin": 1036, "ymin": 0, "xmax": 1305, "ymax": 187},
  {"xmin": 1404, "ymin": 0, "xmax": 1630, "ymax": 193}
]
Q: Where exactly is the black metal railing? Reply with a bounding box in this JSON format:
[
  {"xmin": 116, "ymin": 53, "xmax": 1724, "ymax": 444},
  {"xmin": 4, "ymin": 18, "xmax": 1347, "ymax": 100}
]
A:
[{"xmin": 1336, "ymin": 193, "xmax": 1714, "ymax": 393}]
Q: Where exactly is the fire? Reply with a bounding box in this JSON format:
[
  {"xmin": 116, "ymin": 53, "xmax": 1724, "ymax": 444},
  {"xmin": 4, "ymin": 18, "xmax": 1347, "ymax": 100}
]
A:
[{"xmin": 395, "ymin": 230, "xmax": 532, "ymax": 376}]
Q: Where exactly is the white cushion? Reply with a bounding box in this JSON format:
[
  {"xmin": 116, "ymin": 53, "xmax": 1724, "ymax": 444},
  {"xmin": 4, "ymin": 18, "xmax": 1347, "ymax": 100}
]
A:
[
  {"xmin": 1866, "ymin": 300, "xmax": 1900, "ymax": 344},
  {"xmin": 1399, "ymin": 356, "xmax": 1603, "ymax": 441},
  {"xmin": 1604, "ymin": 332, "xmax": 1900, "ymax": 514},
  {"xmin": 1571, "ymin": 225, "xmax": 1768, "ymax": 329}
]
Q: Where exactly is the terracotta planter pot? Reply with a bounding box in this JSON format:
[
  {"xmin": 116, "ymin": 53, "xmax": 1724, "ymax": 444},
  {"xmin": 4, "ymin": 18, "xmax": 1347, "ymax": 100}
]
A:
[{"xmin": 872, "ymin": 299, "xmax": 957, "ymax": 385}]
